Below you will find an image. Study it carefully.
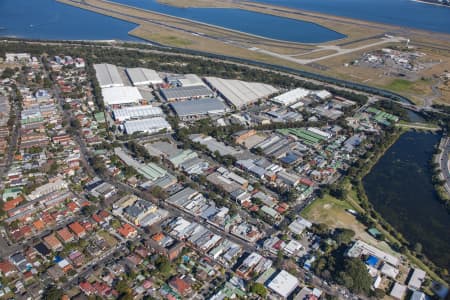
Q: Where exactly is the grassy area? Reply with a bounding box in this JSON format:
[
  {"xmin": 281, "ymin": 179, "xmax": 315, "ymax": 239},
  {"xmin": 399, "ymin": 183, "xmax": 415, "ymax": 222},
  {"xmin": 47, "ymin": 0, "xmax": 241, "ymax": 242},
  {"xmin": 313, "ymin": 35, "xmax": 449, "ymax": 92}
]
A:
[
  {"xmin": 396, "ymin": 121, "xmax": 440, "ymax": 131},
  {"xmin": 301, "ymin": 193, "xmax": 396, "ymax": 253},
  {"xmin": 385, "ymin": 79, "xmax": 414, "ymax": 93},
  {"xmin": 97, "ymin": 230, "xmax": 118, "ymax": 247}
]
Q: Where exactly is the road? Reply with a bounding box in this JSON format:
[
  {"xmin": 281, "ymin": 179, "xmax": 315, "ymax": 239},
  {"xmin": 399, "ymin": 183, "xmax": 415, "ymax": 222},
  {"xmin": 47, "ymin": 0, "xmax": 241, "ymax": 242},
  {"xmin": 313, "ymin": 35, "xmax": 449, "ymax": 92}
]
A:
[
  {"xmin": 0, "ymin": 87, "xmax": 22, "ymax": 179},
  {"xmin": 437, "ymin": 135, "xmax": 450, "ymax": 195},
  {"xmin": 252, "ymin": 36, "xmax": 405, "ymax": 65}
]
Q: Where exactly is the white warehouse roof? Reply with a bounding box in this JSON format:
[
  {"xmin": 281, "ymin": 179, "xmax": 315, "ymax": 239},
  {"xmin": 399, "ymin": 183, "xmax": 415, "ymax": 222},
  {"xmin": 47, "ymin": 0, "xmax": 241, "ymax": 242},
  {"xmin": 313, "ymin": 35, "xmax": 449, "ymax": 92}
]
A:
[
  {"xmin": 102, "ymin": 86, "xmax": 142, "ymax": 106},
  {"xmin": 113, "ymin": 105, "xmax": 164, "ymax": 122},
  {"xmin": 126, "ymin": 68, "xmax": 163, "ymax": 86},
  {"xmin": 205, "ymin": 77, "xmax": 278, "ymax": 109},
  {"xmin": 267, "ymin": 270, "xmax": 298, "ymax": 298},
  {"xmin": 312, "ymin": 90, "xmax": 333, "ymax": 100},
  {"xmin": 272, "ymin": 87, "xmax": 310, "ymax": 106},
  {"xmin": 178, "ymin": 74, "xmax": 205, "ymax": 87},
  {"xmin": 124, "ymin": 117, "xmax": 171, "ymax": 135},
  {"xmin": 94, "ymin": 63, "xmax": 124, "ymax": 88}
]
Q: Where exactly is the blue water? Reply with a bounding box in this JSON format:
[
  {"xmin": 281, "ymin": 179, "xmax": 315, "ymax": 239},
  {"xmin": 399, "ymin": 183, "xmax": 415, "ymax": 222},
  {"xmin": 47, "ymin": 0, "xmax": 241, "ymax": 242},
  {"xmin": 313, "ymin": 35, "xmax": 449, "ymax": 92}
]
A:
[
  {"xmin": 0, "ymin": 0, "xmax": 449, "ymax": 43},
  {"xmin": 364, "ymin": 131, "xmax": 450, "ymax": 271},
  {"xmin": 253, "ymin": 0, "xmax": 450, "ymax": 34},
  {"xmin": 112, "ymin": 0, "xmax": 345, "ymax": 43},
  {"xmin": 0, "ymin": 0, "xmax": 140, "ymax": 41}
]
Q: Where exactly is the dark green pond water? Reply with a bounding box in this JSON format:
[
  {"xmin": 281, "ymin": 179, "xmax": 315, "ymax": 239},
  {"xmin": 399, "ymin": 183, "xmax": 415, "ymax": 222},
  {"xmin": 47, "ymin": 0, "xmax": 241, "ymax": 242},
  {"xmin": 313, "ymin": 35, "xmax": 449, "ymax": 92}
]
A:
[{"xmin": 363, "ymin": 131, "xmax": 450, "ymax": 271}]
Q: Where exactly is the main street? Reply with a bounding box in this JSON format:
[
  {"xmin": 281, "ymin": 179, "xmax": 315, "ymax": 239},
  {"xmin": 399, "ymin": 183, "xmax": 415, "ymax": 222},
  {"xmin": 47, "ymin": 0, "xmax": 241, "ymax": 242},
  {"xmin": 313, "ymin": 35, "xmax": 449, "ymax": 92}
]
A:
[{"xmin": 0, "ymin": 85, "xmax": 22, "ymax": 179}]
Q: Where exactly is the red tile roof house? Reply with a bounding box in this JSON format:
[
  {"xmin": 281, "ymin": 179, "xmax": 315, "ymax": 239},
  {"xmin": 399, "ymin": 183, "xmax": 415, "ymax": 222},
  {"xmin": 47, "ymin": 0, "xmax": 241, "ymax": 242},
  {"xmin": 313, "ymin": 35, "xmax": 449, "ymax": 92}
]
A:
[
  {"xmin": 79, "ymin": 282, "xmax": 95, "ymax": 296},
  {"xmin": 169, "ymin": 276, "xmax": 192, "ymax": 297},
  {"xmin": 0, "ymin": 260, "xmax": 17, "ymax": 277},
  {"xmin": 56, "ymin": 227, "xmax": 75, "ymax": 243},
  {"xmin": 92, "ymin": 213, "xmax": 104, "ymax": 224},
  {"xmin": 117, "ymin": 223, "xmax": 137, "ymax": 239},
  {"xmin": 68, "ymin": 221, "xmax": 86, "ymax": 238},
  {"xmin": 43, "ymin": 233, "xmax": 63, "ymax": 251}
]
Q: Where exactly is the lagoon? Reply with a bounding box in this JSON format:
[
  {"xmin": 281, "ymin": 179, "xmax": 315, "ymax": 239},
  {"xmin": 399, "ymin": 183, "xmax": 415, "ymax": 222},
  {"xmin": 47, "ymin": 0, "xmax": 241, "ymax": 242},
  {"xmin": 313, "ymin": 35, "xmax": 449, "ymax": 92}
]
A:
[
  {"xmin": 363, "ymin": 131, "xmax": 450, "ymax": 270},
  {"xmin": 1, "ymin": 0, "xmax": 449, "ymax": 43}
]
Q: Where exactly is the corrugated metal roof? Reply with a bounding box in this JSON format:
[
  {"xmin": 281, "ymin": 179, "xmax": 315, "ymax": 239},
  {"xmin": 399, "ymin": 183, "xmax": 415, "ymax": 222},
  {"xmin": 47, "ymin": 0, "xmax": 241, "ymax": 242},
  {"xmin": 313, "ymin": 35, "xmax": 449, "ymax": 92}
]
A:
[
  {"xmin": 170, "ymin": 98, "xmax": 227, "ymax": 117},
  {"xmin": 160, "ymin": 85, "xmax": 213, "ymax": 101},
  {"xmin": 126, "ymin": 68, "xmax": 163, "ymax": 86},
  {"xmin": 124, "ymin": 117, "xmax": 171, "ymax": 134},
  {"xmin": 94, "ymin": 64, "xmax": 124, "ymax": 88},
  {"xmin": 113, "ymin": 105, "xmax": 163, "ymax": 121}
]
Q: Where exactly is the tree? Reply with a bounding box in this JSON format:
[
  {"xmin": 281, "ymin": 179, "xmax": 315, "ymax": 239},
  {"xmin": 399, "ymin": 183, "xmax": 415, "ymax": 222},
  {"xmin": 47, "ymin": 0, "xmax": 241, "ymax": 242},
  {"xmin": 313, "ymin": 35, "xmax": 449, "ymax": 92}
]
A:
[
  {"xmin": 115, "ymin": 280, "xmax": 130, "ymax": 294},
  {"xmin": 312, "ymin": 223, "xmax": 330, "ymax": 236},
  {"xmin": 249, "ymin": 282, "xmax": 267, "ymax": 298},
  {"xmin": 334, "ymin": 228, "xmax": 355, "ymax": 245},
  {"xmin": 1, "ymin": 67, "xmax": 15, "ymax": 79},
  {"xmin": 413, "ymin": 242, "xmax": 423, "ymax": 254},
  {"xmin": 338, "ymin": 258, "xmax": 372, "ymax": 295},
  {"xmin": 71, "ymin": 118, "xmax": 81, "ymax": 129},
  {"xmin": 42, "ymin": 285, "xmax": 63, "ymax": 300},
  {"xmin": 81, "ymin": 205, "xmax": 97, "ymax": 216},
  {"xmin": 154, "ymin": 255, "xmax": 172, "ymax": 277}
]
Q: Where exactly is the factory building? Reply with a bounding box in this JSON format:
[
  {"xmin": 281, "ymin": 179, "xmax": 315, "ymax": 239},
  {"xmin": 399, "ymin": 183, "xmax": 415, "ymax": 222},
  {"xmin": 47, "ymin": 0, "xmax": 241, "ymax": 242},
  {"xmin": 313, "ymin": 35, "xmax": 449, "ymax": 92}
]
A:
[
  {"xmin": 166, "ymin": 74, "xmax": 205, "ymax": 87},
  {"xmin": 204, "ymin": 76, "xmax": 278, "ymax": 109},
  {"xmin": 160, "ymin": 85, "xmax": 214, "ymax": 102},
  {"xmin": 124, "ymin": 117, "xmax": 172, "ymax": 135},
  {"xmin": 169, "ymin": 98, "xmax": 228, "ymax": 121},
  {"xmin": 102, "ymin": 86, "xmax": 143, "ymax": 106},
  {"xmin": 272, "ymin": 87, "xmax": 310, "ymax": 106},
  {"xmin": 126, "ymin": 68, "xmax": 163, "ymax": 86},
  {"xmin": 93, "ymin": 63, "xmax": 124, "ymax": 88},
  {"xmin": 113, "ymin": 105, "xmax": 164, "ymax": 122}
]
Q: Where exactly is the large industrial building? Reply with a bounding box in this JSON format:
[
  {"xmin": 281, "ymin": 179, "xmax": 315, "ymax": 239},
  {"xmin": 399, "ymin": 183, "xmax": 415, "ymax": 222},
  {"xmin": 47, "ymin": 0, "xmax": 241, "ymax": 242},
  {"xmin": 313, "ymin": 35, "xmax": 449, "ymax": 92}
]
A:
[
  {"xmin": 160, "ymin": 85, "xmax": 214, "ymax": 102},
  {"xmin": 166, "ymin": 74, "xmax": 205, "ymax": 87},
  {"xmin": 169, "ymin": 98, "xmax": 228, "ymax": 121},
  {"xmin": 124, "ymin": 117, "xmax": 172, "ymax": 135},
  {"xmin": 272, "ymin": 87, "xmax": 310, "ymax": 106},
  {"xmin": 113, "ymin": 105, "xmax": 164, "ymax": 122},
  {"xmin": 94, "ymin": 63, "xmax": 124, "ymax": 88},
  {"xmin": 204, "ymin": 77, "xmax": 278, "ymax": 109},
  {"xmin": 126, "ymin": 68, "xmax": 164, "ymax": 86},
  {"xmin": 102, "ymin": 86, "xmax": 143, "ymax": 106}
]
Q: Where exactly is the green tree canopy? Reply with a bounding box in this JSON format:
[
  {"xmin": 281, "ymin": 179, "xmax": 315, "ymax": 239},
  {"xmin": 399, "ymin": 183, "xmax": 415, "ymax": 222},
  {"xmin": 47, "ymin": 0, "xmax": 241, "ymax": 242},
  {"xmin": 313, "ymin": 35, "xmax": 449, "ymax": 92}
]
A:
[
  {"xmin": 338, "ymin": 258, "xmax": 372, "ymax": 295},
  {"xmin": 249, "ymin": 282, "xmax": 267, "ymax": 298}
]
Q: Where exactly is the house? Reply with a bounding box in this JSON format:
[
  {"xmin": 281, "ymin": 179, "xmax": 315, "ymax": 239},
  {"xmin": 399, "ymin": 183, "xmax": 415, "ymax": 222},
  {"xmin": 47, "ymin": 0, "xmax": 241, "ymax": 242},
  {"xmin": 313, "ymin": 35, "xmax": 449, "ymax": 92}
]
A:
[
  {"xmin": 0, "ymin": 260, "xmax": 17, "ymax": 277},
  {"xmin": 408, "ymin": 268, "xmax": 426, "ymax": 290},
  {"xmin": 117, "ymin": 223, "xmax": 137, "ymax": 239},
  {"xmin": 43, "ymin": 233, "xmax": 63, "ymax": 251},
  {"xmin": 167, "ymin": 241, "xmax": 185, "ymax": 261},
  {"xmin": 390, "ymin": 283, "xmax": 407, "ymax": 300},
  {"xmin": 56, "ymin": 227, "xmax": 75, "ymax": 243},
  {"xmin": 69, "ymin": 221, "xmax": 86, "ymax": 238},
  {"xmin": 169, "ymin": 276, "xmax": 192, "ymax": 297}
]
